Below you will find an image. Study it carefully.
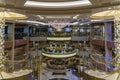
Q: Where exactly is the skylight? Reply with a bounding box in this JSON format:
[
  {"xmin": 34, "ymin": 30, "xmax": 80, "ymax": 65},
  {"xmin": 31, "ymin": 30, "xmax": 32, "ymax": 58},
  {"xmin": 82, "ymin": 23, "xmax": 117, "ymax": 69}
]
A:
[{"xmin": 24, "ymin": 0, "xmax": 92, "ymax": 8}]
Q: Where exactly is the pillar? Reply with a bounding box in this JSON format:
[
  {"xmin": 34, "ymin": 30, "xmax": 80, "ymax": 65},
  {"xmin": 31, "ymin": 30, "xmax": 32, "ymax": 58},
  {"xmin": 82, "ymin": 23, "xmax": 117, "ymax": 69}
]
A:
[
  {"xmin": 114, "ymin": 12, "xmax": 120, "ymax": 69},
  {"xmin": 104, "ymin": 23, "xmax": 112, "ymax": 71},
  {"xmin": 0, "ymin": 18, "xmax": 5, "ymax": 69},
  {"xmin": 6, "ymin": 23, "xmax": 15, "ymax": 71},
  {"xmin": 26, "ymin": 25, "xmax": 31, "ymax": 68}
]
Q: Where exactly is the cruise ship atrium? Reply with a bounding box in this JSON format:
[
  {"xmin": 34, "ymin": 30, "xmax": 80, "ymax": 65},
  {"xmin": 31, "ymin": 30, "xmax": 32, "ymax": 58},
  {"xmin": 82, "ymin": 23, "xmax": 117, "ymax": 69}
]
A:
[{"xmin": 0, "ymin": 0, "xmax": 120, "ymax": 80}]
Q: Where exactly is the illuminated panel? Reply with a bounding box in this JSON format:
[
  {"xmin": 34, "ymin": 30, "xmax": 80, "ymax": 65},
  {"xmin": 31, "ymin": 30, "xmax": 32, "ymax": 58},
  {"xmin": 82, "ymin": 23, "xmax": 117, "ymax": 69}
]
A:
[
  {"xmin": 24, "ymin": 0, "xmax": 92, "ymax": 8},
  {"xmin": 47, "ymin": 37, "xmax": 71, "ymax": 41},
  {"xmin": 42, "ymin": 52, "xmax": 77, "ymax": 58}
]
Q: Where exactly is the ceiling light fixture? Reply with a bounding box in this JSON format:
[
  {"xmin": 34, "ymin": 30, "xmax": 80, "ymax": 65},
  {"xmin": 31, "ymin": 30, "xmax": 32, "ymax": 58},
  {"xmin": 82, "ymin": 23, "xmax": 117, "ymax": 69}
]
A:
[
  {"xmin": 37, "ymin": 15, "xmax": 44, "ymax": 19},
  {"xmin": 24, "ymin": 0, "xmax": 92, "ymax": 8},
  {"xmin": 16, "ymin": 20, "xmax": 48, "ymax": 25},
  {"xmin": 73, "ymin": 14, "xmax": 79, "ymax": 19}
]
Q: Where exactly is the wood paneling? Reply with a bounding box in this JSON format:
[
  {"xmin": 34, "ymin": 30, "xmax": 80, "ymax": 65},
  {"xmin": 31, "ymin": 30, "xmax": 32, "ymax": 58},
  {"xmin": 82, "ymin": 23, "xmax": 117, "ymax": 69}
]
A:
[
  {"xmin": 4, "ymin": 40, "xmax": 28, "ymax": 49},
  {"xmin": 91, "ymin": 40, "xmax": 115, "ymax": 48}
]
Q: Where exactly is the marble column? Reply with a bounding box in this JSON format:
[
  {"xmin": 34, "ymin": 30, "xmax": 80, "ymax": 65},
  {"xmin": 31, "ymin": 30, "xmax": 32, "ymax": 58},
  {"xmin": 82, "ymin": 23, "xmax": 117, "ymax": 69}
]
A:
[
  {"xmin": 114, "ymin": 14, "xmax": 120, "ymax": 69},
  {"xmin": 104, "ymin": 23, "xmax": 112, "ymax": 71},
  {"xmin": 0, "ymin": 18, "xmax": 5, "ymax": 69}
]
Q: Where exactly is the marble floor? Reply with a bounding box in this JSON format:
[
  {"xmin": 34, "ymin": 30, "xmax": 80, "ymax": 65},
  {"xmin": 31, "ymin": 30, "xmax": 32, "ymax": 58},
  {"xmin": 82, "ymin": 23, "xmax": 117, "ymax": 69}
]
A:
[
  {"xmin": 40, "ymin": 69, "xmax": 80, "ymax": 80},
  {"xmin": 29, "ymin": 68, "xmax": 82, "ymax": 80},
  {"xmin": 28, "ymin": 50, "xmax": 89, "ymax": 80}
]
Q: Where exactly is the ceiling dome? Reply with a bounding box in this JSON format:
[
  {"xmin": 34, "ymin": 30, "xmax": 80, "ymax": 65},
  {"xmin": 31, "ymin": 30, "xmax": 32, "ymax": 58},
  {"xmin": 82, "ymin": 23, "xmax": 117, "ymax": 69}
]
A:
[{"xmin": 0, "ymin": 0, "xmax": 120, "ymax": 15}]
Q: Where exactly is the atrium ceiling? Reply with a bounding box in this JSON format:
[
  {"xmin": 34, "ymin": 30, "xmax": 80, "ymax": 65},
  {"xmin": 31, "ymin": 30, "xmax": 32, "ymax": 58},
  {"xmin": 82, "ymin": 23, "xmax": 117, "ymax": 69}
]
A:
[{"xmin": 0, "ymin": 0, "xmax": 120, "ymax": 19}]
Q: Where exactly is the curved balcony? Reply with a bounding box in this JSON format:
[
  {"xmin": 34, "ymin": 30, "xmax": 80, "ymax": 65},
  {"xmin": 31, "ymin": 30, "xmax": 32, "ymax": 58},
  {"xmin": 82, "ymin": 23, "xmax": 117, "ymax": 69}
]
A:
[
  {"xmin": 84, "ymin": 69, "xmax": 120, "ymax": 80},
  {"xmin": 42, "ymin": 52, "xmax": 77, "ymax": 58},
  {"xmin": 41, "ymin": 41, "xmax": 78, "ymax": 58},
  {"xmin": 47, "ymin": 37, "xmax": 72, "ymax": 41},
  {"xmin": 0, "ymin": 69, "xmax": 32, "ymax": 80}
]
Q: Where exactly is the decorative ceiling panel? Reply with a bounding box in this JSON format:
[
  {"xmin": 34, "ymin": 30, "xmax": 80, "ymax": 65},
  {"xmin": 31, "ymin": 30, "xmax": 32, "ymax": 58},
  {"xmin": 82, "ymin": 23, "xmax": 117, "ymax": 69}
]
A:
[
  {"xmin": 0, "ymin": 0, "xmax": 120, "ymax": 15},
  {"xmin": 29, "ymin": 0, "xmax": 77, "ymax": 2}
]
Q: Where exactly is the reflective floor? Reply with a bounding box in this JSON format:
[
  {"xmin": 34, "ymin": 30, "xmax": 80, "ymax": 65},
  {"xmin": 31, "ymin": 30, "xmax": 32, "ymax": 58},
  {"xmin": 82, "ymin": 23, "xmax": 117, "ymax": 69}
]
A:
[
  {"xmin": 27, "ymin": 51, "xmax": 104, "ymax": 80},
  {"xmin": 27, "ymin": 69, "xmax": 104, "ymax": 80},
  {"xmin": 7, "ymin": 50, "xmax": 106, "ymax": 80},
  {"xmin": 49, "ymin": 78, "xmax": 68, "ymax": 80}
]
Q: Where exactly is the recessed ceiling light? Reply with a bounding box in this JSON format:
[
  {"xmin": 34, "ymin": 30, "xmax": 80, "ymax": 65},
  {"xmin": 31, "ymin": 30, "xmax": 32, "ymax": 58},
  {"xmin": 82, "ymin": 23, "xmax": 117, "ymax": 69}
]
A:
[
  {"xmin": 24, "ymin": 0, "xmax": 92, "ymax": 8},
  {"xmin": 108, "ymin": 7, "xmax": 112, "ymax": 10}
]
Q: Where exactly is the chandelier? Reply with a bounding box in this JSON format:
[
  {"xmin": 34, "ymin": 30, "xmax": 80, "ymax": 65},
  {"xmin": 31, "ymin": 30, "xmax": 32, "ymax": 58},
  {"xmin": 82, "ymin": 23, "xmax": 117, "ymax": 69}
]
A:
[{"xmin": 48, "ymin": 19, "xmax": 70, "ymax": 30}]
